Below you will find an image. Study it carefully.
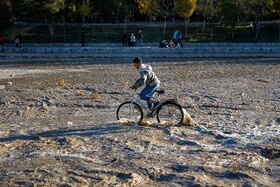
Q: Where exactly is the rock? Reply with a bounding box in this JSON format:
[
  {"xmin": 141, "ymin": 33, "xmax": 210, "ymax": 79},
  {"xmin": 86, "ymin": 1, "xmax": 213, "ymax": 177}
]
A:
[
  {"xmin": 257, "ymin": 79, "xmax": 270, "ymax": 83},
  {"xmin": 4, "ymin": 82, "xmax": 12, "ymax": 85},
  {"xmin": 0, "ymin": 96, "xmax": 9, "ymax": 105},
  {"xmin": 127, "ymin": 173, "xmax": 146, "ymax": 186},
  {"xmin": 0, "ymin": 85, "xmax": 5, "ymax": 90}
]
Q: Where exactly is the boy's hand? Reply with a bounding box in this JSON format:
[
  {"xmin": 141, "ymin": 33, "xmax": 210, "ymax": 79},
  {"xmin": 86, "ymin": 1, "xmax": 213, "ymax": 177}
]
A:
[{"xmin": 129, "ymin": 85, "xmax": 137, "ymax": 90}]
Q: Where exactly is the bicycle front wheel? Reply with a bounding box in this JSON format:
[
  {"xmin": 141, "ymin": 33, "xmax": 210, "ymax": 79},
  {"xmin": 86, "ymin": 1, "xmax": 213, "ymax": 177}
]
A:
[
  {"xmin": 156, "ymin": 101, "xmax": 183, "ymax": 126},
  {"xmin": 116, "ymin": 101, "xmax": 143, "ymax": 124}
]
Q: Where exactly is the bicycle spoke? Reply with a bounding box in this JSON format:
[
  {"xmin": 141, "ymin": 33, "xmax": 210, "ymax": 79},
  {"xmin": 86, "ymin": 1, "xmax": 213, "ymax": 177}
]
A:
[
  {"xmin": 117, "ymin": 102, "xmax": 143, "ymax": 124},
  {"xmin": 157, "ymin": 103, "xmax": 183, "ymax": 125}
]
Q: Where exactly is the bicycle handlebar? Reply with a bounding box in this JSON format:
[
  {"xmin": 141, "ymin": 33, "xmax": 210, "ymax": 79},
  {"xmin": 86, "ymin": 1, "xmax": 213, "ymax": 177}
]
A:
[{"xmin": 129, "ymin": 86, "xmax": 137, "ymax": 92}]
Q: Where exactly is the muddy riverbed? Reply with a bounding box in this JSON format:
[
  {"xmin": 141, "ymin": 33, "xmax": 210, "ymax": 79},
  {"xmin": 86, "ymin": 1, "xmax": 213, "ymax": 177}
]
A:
[{"xmin": 0, "ymin": 58, "xmax": 279, "ymax": 186}]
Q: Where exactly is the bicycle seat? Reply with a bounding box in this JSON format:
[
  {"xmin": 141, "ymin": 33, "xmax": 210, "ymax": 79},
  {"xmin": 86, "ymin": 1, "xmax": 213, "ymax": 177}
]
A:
[{"xmin": 155, "ymin": 89, "xmax": 165, "ymax": 94}]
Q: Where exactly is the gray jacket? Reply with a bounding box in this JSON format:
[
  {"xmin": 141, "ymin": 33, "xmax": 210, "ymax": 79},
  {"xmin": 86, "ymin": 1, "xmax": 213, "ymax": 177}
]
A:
[{"xmin": 133, "ymin": 64, "xmax": 160, "ymax": 88}]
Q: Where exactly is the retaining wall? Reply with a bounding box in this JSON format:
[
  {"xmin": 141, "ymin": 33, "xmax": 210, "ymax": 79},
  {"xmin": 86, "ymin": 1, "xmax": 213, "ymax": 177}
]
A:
[{"xmin": 0, "ymin": 43, "xmax": 280, "ymax": 59}]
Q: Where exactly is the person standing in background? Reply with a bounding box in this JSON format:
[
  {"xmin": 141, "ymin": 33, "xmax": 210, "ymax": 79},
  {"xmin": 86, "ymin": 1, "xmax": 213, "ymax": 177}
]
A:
[
  {"xmin": 80, "ymin": 30, "xmax": 86, "ymax": 47},
  {"xmin": 122, "ymin": 31, "xmax": 127, "ymax": 47},
  {"xmin": 173, "ymin": 30, "xmax": 183, "ymax": 47},
  {"xmin": 130, "ymin": 32, "xmax": 136, "ymax": 47},
  {"xmin": 138, "ymin": 30, "xmax": 143, "ymax": 47},
  {"xmin": 15, "ymin": 33, "xmax": 22, "ymax": 47},
  {"xmin": 0, "ymin": 34, "xmax": 4, "ymax": 46}
]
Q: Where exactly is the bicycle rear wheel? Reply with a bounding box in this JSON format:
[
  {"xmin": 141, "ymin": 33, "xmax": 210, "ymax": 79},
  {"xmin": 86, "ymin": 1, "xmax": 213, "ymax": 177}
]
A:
[
  {"xmin": 116, "ymin": 101, "xmax": 143, "ymax": 124},
  {"xmin": 156, "ymin": 101, "xmax": 183, "ymax": 125}
]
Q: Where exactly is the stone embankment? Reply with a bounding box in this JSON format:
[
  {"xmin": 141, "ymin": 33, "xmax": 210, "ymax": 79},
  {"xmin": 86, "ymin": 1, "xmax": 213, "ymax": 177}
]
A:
[{"xmin": 0, "ymin": 43, "xmax": 280, "ymax": 59}]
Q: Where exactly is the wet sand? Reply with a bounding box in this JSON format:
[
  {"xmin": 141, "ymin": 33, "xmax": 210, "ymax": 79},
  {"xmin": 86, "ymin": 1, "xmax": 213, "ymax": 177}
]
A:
[{"xmin": 0, "ymin": 58, "xmax": 279, "ymax": 186}]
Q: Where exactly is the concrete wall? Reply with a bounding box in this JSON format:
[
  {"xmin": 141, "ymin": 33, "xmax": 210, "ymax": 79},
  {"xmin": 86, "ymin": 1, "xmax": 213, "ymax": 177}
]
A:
[{"xmin": 1, "ymin": 43, "xmax": 280, "ymax": 59}]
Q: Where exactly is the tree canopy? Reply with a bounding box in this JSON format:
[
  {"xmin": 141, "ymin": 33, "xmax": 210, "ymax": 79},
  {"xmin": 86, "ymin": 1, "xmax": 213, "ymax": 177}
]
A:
[
  {"xmin": 137, "ymin": 0, "xmax": 160, "ymax": 22},
  {"xmin": 174, "ymin": 0, "xmax": 197, "ymax": 18},
  {"xmin": 1, "ymin": 0, "xmax": 279, "ymax": 28},
  {"xmin": 174, "ymin": 0, "xmax": 197, "ymax": 40}
]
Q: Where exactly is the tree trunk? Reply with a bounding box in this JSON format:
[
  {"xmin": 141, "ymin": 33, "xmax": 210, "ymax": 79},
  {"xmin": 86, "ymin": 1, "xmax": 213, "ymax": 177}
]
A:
[
  {"xmin": 63, "ymin": 22, "xmax": 65, "ymax": 41},
  {"xmin": 202, "ymin": 15, "xmax": 206, "ymax": 33},
  {"xmin": 48, "ymin": 22, "xmax": 55, "ymax": 36},
  {"xmin": 255, "ymin": 21, "xmax": 260, "ymax": 40},
  {"xmin": 82, "ymin": 0, "xmax": 85, "ymax": 23},
  {"xmin": 279, "ymin": 22, "xmax": 280, "ymax": 41},
  {"xmin": 163, "ymin": 17, "xmax": 167, "ymax": 39},
  {"xmin": 279, "ymin": 15, "xmax": 280, "ymax": 41},
  {"xmin": 148, "ymin": 13, "xmax": 152, "ymax": 25},
  {"xmin": 184, "ymin": 17, "xmax": 190, "ymax": 43}
]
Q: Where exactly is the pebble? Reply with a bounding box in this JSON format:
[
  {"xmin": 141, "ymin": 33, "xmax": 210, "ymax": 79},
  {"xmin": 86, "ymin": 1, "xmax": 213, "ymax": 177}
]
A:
[{"xmin": 0, "ymin": 85, "xmax": 5, "ymax": 90}]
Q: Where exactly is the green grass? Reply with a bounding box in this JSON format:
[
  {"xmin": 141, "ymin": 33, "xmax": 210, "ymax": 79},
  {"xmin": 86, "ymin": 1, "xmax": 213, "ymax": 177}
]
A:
[{"xmin": 1, "ymin": 22, "xmax": 279, "ymax": 43}]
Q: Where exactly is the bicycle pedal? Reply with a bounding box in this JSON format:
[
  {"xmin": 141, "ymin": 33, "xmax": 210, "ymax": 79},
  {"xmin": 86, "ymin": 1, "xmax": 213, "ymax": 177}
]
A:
[{"xmin": 147, "ymin": 113, "xmax": 155, "ymax": 118}]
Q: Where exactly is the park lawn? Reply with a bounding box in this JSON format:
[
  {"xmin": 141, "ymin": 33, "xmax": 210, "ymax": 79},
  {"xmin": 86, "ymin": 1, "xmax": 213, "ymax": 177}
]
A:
[{"xmin": 1, "ymin": 22, "xmax": 279, "ymax": 43}]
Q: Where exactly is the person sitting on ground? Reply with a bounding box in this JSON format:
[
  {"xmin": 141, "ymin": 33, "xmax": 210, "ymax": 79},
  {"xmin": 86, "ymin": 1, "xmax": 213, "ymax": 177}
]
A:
[
  {"xmin": 159, "ymin": 39, "xmax": 168, "ymax": 48},
  {"xmin": 130, "ymin": 57, "xmax": 160, "ymax": 110},
  {"xmin": 168, "ymin": 39, "xmax": 175, "ymax": 48}
]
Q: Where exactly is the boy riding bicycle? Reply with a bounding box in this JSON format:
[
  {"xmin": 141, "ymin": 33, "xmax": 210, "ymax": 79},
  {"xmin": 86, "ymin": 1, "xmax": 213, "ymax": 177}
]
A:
[{"xmin": 130, "ymin": 57, "xmax": 160, "ymax": 110}]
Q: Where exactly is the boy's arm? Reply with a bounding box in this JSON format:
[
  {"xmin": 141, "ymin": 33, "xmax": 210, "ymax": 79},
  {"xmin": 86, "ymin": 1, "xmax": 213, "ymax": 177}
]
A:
[{"xmin": 132, "ymin": 71, "xmax": 148, "ymax": 88}]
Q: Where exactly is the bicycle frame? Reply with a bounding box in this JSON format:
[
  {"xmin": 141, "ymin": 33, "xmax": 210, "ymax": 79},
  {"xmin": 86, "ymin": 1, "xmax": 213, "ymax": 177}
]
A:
[{"xmin": 130, "ymin": 92, "xmax": 161, "ymax": 115}]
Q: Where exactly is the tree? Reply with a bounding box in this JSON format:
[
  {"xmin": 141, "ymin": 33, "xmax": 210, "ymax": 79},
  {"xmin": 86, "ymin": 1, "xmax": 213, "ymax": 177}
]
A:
[
  {"xmin": 12, "ymin": 0, "xmax": 40, "ymax": 21},
  {"xmin": 174, "ymin": 0, "xmax": 197, "ymax": 42},
  {"xmin": 12, "ymin": 0, "xmax": 65, "ymax": 36},
  {"xmin": 271, "ymin": 0, "xmax": 280, "ymax": 40},
  {"xmin": 243, "ymin": 0, "xmax": 272, "ymax": 40},
  {"xmin": 196, "ymin": 0, "xmax": 215, "ymax": 33},
  {"xmin": 271, "ymin": 0, "xmax": 280, "ymax": 14},
  {"xmin": 217, "ymin": 0, "xmax": 241, "ymax": 40},
  {"xmin": 91, "ymin": 0, "xmax": 129, "ymax": 22},
  {"xmin": 159, "ymin": 0, "xmax": 174, "ymax": 38},
  {"xmin": 0, "ymin": 0, "xmax": 12, "ymax": 27},
  {"xmin": 78, "ymin": 0, "xmax": 91, "ymax": 24},
  {"xmin": 137, "ymin": 0, "xmax": 160, "ymax": 23},
  {"xmin": 43, "ymin": 0, "xmax": 65, "ymax": 36}
]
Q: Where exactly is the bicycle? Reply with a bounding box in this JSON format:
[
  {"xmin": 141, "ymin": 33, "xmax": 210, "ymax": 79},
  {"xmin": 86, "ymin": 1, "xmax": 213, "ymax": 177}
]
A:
[{"xmin": 116, "ymin": 89, "xmax": 184, "ymax": 125}]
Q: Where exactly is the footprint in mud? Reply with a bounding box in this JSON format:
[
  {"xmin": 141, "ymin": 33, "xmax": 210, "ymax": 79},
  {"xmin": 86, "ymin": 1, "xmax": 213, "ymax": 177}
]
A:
[
  {"xmin": 215, "ymin": 134, "xmax": 228, "ymax": 140},
  {"xmin": 262, "ymin": 147, "xmax": 280, "ymax": 160},
  {"xmin": 221, "ymin": 139, "xmax": 238, "ymax": 147},
  {"xmin": 194, "ymin": 126, "xmax": 216, "ymax": 136},
  {"xmin": 218, "ymin": 171, "xmax": 253, "ymax": 180},
  {"xmin": 177, "ymin": 140, "xmax": 199, "ymax": 146},
  {"xmin": 171, "ymin": 165, "xmax": 204, "ymax": 173}
]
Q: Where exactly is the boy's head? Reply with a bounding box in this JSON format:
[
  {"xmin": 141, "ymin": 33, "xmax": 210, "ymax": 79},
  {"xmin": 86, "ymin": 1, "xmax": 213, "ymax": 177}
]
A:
[
  {"xmin": 133, "ymin": 57, "xmax": 142, "ymax": 63},
  {"xmin": 133, "ymin": 57, "xmax": 142, "ymax": 69}
]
